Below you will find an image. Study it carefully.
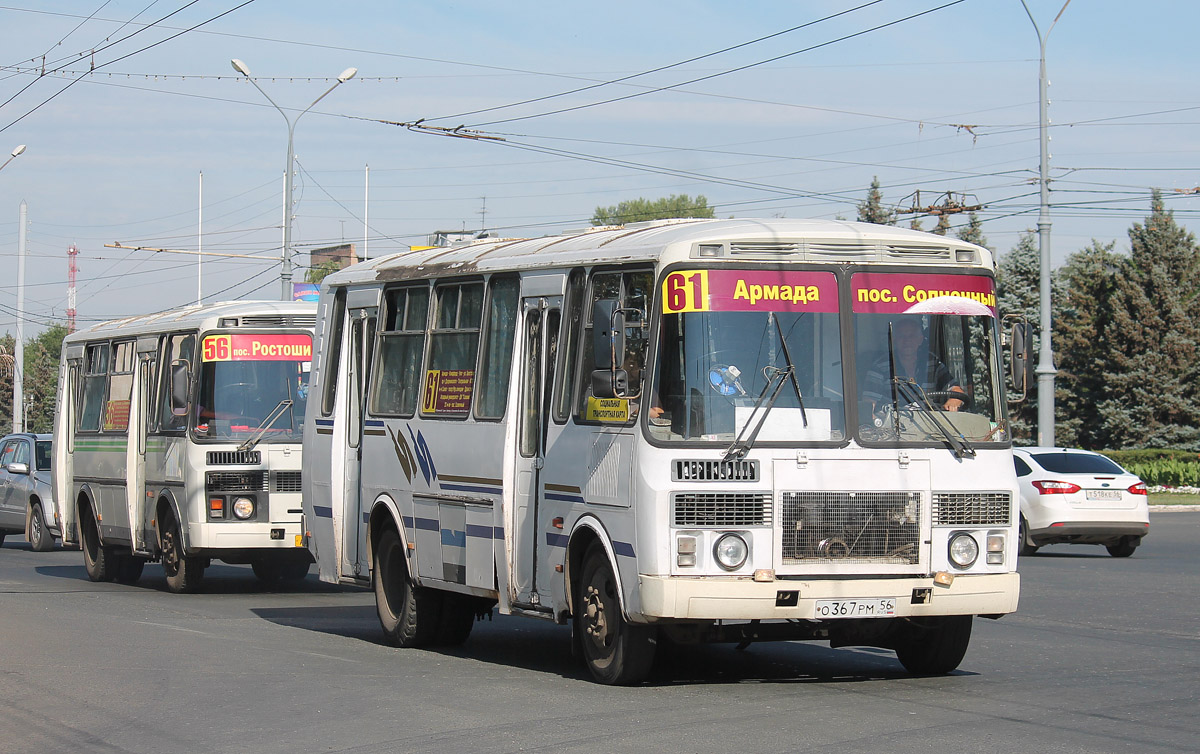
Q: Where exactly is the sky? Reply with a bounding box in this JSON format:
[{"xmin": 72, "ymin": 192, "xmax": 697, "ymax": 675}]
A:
[{"xmin": 0, "ymin": 0, "xmax": 1197, "ymax": 336}]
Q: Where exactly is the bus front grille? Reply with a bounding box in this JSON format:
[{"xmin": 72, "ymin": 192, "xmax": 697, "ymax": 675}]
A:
[
  {"xmin": 206, "ymin": 471, "xmax": 268, "ymax": 492},
  {"xmin": 780, "ymin": 491, "xmax": 920, "ymax": 565},
  {"xmin": 273, "ymin": 471, "xmax": 302, "ymax": 493},
  {"xmin": 207, "ymin": 450, "xmax": 261, "ymax": 465},
  {"xmin": 932, "ymin": 492, "xmax": 1012, "ymax": 526},
  {"xmin": 672, "ymin": 493, "xmax": 771, "ymax": 527}
]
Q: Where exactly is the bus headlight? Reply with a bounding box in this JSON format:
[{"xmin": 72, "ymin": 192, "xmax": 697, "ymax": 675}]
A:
[
  {"xmin": 713, "ymin": 533, "xmax": 748, "ymax": 571},
  {"xmin": 232, "ymin": 496, "xmax": 255, "ymax": 520},
  {"xmin": 948, "ymin": 532, "xmax": 979, "ymax": 569}
]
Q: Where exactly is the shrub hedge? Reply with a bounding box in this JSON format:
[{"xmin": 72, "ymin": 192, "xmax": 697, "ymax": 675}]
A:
[{"xmin": 1096, "ymin": 449, "xmax": 1200, "ymax": 487}]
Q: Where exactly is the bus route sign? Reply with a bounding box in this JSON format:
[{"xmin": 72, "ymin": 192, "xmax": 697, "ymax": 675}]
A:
[{"xmin": 202, "ymin": 333, "xmax": 313, "ymax": 362}]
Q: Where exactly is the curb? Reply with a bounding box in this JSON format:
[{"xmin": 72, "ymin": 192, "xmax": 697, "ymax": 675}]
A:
[{"xmin": 1150, "ymin": 505, "xmax": 1200, "ymax": 512}]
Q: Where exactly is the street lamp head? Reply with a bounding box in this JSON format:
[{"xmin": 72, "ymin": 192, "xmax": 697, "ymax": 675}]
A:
[
  {"xmin": 231, "ymin": 58, "xmax": 252, "ymax": 77},
  {"xmin": 337, "ymin": 67, "xmax": 358, "ymax": 83},
  {"xmin": 10, "ymin": 145, "xmax": 25, "ymax": 158}
]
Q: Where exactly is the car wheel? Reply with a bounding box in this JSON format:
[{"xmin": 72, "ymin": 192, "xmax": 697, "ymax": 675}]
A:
[
  {"xmin": 1019, "ymin": 516, "xmax": 1039, "ymax": 556},
  {"xmin": 1106, "ymin": 536, "xmax": 1137, "ymax": 558},
  {"xmin": 29, "ymin": 503, "xmax": 53, "ymax": 552}
]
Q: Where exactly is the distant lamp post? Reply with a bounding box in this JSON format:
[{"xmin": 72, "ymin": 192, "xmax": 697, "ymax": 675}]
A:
[
  {"xmin": 231, "ymin": 59, "xmax": 357, "ymax": 300},
  {"xmin": 0, "ymin": 144, "xmax": 26, "ymax": 174}
]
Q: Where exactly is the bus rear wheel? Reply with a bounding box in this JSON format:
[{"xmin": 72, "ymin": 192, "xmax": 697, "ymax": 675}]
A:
[
  {"xmin": 894, "ymin": 615, "xmax": 972, "ymax": 675},
  {"xmin": 575, "ymin": 542, "xmax": 655, "ymax": 685},
  {"xmin": 160, "ymin": 511, "xmax": 204, "ymax": 594},
  {"xmin": 375, "ymin": 527, "xmax": 440, "ymax": 647},
  {"xmin": 81, "ymin": 508, "xmax": 116, "ymax": 582},
  {"xmin": 116, "ymin": 555, "xmax": 146, "ymax": 585}
]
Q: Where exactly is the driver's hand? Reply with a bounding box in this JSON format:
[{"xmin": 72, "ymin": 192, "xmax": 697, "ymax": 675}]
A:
[{"xmin": 943, "ymin": 391, "xmax": 965, "ymax": 412}]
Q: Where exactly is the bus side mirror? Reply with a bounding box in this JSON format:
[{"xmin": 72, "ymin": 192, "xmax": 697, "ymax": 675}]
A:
[
  {"xmin": 170, "ymin": 360, "xmax": 190, "ymax": 417},
  {"xmin": 1008, "ymin": 322, "xmax": 1034, "ymax": 398},
  {"xmin": 591, "ymin": 369, "xmax": 629, "ymax": 400},
  {"xmin": 592, "ymin": 299, "xmax": 624, "ymax": 370}
]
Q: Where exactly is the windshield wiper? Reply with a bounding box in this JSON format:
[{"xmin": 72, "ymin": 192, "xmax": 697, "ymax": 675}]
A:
[
  {"xmin": 891, "ymin": 379, "xmax": 975, "ymax": 459},
  {"xmin": 237, "ymin": 399, "xmax": 294, "ymax": 453},
  {"xmin": 771, "ymin": 312, "xmax": 808, "ymax": 429},
  {"xmin": 723, "ymin": 366, "xmax": 793, "ymax": 461}
]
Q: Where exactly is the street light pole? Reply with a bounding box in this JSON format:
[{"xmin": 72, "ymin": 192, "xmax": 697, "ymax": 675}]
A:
[
  {"xmin": 1020, "ymin": 0, "xmax": 1071, "ymax": 448},
  {"xmin": 0, "ymin": 144, "xmax": 25, "ymax": 174},
  {"xmin": 231, "ymin": 60, "xmax": 357, "ymax": 301}
]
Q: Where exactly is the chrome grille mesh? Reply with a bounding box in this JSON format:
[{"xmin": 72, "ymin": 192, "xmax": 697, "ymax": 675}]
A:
[
  {"xmin": 672, "ymin": 492, "xmax": 771, "ymax": 527},
  {"xmin": 781, "ymin": 491, "xmax": 920, "ymax": 565},
  {"xmin": 932, "ymin": 492, "xmax": 1012, "ymax": 526}
]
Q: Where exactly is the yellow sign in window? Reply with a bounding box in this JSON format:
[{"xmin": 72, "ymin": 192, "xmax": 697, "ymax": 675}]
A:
[{"xmin": 585, "ymin": 396, "xmax": 630, "ymax": 423}]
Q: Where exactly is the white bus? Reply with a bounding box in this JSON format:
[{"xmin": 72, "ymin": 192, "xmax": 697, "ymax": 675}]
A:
[
  {"xmin": 303, "ymin": 218, "xmax": 1023, "ymax": 684},
  {"xmin": 53, "ymin": 301, "xmax": 316, "ymax": 593}
]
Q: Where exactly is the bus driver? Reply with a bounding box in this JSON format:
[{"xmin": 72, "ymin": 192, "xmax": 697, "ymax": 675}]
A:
[{"xmin": 863, "ymin": 317, "xmax": 966, "ymax": 412}]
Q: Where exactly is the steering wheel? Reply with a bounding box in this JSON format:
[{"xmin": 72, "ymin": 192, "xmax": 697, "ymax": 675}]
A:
[{"xmin": 924, "ymin": 389, "xmax": 973, "ymax": 411}]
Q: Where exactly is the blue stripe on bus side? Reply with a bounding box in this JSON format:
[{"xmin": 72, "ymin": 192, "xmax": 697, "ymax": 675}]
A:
[
  {"xmin": 439, "ymin": 482, "xmax": 503, "ymax": 496},
  {"xmin": 414, "ymin": 517, "xmax": 439, "ymax": 532},
  {"xmin": 544, "ymin": 492, "xmax": 586, "ymax": 504},
  {"xmin": 440, "ymin": 529, "xmax": 466, "ymax": 548},
  {"xmin": 543, "ymin": 535, "xmax": 635, "ymax": 558}
]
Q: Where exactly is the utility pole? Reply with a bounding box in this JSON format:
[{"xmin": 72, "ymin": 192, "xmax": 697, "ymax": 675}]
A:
[
  {"xmin": 1022, "ymin": 0, "xmax": 1071, "ymax": 448},
  {"xmin": 14, "ymin": 200, "xmax": 26, "ymax": 433},
  {"xmin": 67, "ymin": 244, "xmax": 78, "ymax": 333}
]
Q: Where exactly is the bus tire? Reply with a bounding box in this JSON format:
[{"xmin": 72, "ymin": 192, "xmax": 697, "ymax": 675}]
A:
[
  {"xmin": 894, "ymin": 615, "xmax": 972, "ymax": 675},
  {"xmin": 375, "ymin": 527, "xmax": 440, "ymax": 647},
  {"xmin": 28, "ymin": 502, "xmax": 53, "ymax": 552},
  {"xmin": 161, "ymin": 511, "xmax": 203, "ymax": 594},
  {"xmin": 435, "ymin": 593, "xmax": 477, "ymax": 647},
  {"xmin": 116, "ymin": 555, "xmax": 146, "ymax": 585},
  {"xmin": 576, "ymin": 541, "xmax": 655, "ymax": 685},
  {"xmin": 81, "ymin": 510, "xmax": 116, "ymax": 582}
]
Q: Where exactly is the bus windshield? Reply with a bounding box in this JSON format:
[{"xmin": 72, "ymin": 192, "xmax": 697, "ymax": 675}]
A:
[
  {"xmin": 193, "ymin": 332, "xmax": 312, "ymax": 440},
  {"xmin": 649, "ymin": 269, "xmax": 845, "ymax": 444},
  {"xmin": 851, "ymin": 272, "xmax": 1005, "ymax": 445}
]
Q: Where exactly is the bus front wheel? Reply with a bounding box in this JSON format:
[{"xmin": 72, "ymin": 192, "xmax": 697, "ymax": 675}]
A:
[
  {"xmin": 81, "ymin": 509, "xmax": 116, "ymax": 582},
  {"xmin": 375, "ymin": 527, "xmax": 440, "ymax": 647},
  {"xmin": 160, "ymin": 511, "xmax": 204, "ymax": 594},
  {"xmin": 894, "ymin": 615, "xmax": 972, "ymax": 675},
  {"xmin": 575, "ymin": 542, "xmax": 655, "ymax": 685}
]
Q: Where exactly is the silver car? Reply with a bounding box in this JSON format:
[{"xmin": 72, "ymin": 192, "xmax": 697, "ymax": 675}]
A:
[{"xmin": 0, "ymin": 432, "xmax": 58, "ymax": 551}]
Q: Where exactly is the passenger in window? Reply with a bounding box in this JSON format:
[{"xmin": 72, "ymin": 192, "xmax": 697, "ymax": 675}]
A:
[{"xmin": 863, "ymin": 317, "xmax": 965, "ymax": 412}]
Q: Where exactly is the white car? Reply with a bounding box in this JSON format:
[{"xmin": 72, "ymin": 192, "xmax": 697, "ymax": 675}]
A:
[{"xmin": 1013, "ymin": 447, "xmax": 1149, "ymax": 557}]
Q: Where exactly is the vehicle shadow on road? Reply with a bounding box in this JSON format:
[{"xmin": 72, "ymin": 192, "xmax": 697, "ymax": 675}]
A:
[
  {"xmin": 251, "ymin": 605, "xmax": 960, "ymax": 685},
  {"xmin": 34, "ymin": 560, "xmax": 348, "ymax": 595}
]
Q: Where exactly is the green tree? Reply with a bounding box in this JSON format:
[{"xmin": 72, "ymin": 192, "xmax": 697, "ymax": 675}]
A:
[
  {"xmin": 955, "ymin": 211, "xmax": 989, "ymax": 250},
  {"xmin": 591, "ymin": 194, "xmax": 714, "ymax": 226},
  {"xmin": 1096, "ymin": 191, "xmax": 1200, "ymax": 449},
  {"xmin": 931, "ymin": 213, "xmax": 952, "ymax": 236},
  {"xmin": 305, "ymin": 258, "xmax": 343, "ymax": 285},
  {"xmin": 856, "ymin": 177, "xmax": 895, "ymax": 225},
  {"xmin": 0, "ymin": 325, "xmax": 66, "ymax": 434},
  {"xmin": 1053, "ymin": 241, "xmax": 1121, "ymax": 449},
  {"xmin": 995, "ymin": 232, "xmax": 1042, "ymax": 442}
]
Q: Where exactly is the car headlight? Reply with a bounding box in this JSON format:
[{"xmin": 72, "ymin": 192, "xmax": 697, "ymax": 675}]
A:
[
  {"xmin": 713, "ymin": 533, "xmax": 748, "ymax": 571},
  {"xmin": 948, "ymin": 532, "xmax": 979, "ymax": 569},
  {"xmin": 232, "ymin": 496, "xmax": 255, "ymax": 520}
]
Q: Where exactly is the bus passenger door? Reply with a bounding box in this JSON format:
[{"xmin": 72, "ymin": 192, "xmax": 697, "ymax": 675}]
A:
[
  {"xmin": 343, "ymin": 307, "xmax": 376, "ymax": 579},
  {"xmin": 125, "ymin": 344, "xmax": 155, "ymax": 555},
  {"xmin": 53, "ymin": 355, "xmax": 81, "ymax": 546},
  {"xmin": 512, "ymin": 296, "xmax": 560, "ymax": 608}
]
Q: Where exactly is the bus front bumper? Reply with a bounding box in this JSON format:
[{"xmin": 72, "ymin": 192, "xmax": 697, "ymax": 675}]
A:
[{"xmin": 637, "ymin": 572, "xmax": 1020, "ymax": 621}]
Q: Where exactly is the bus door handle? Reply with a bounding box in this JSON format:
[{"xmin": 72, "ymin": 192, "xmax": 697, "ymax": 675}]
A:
[{"xmin": 533, "ymin": 457, "xmax": 544, "ymax": 470}]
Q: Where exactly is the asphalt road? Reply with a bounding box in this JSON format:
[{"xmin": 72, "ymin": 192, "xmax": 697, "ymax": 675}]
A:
[{"xmin": 0, "ymin": 514, "xmax": 1196, "ymax": 754}]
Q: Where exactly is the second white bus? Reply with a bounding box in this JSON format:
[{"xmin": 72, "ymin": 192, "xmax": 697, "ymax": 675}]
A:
[{"xmin": 53, "ymin": 301, "xmax": 316, "ymax": 592}]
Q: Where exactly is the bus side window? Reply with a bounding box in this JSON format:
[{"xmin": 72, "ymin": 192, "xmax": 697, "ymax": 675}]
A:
[
  {"xmin": 320, "ymin": 287, "xmax": 346, "ymax": 416},
  {"xmin": 158, "ymin": 333, "xmax": 195, "ymax": 432},
  {"xmin": 372, "ymin": 285, "xmax": 429, "ymax": 417},
  {"xmin": 474, "ymin": 275, "xmax": 519, "ymax": 420},
  {"xmin": 78, "ymin": 343, "xmax": 110, "ymax": 433},
  {"xmin": 551, "ymin": 269, "xmax": 586, "ymax": 424},
  {"xmin": 424, "ymin": 280, "xmax": 483, "ymax": 416},
  {"xmin": 575, "ymin": 269, "xmax": 653, "ymax": 420},
  {"xmin": 104, "ymin": 341, "xmax": 135, "ymax": 433}
]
